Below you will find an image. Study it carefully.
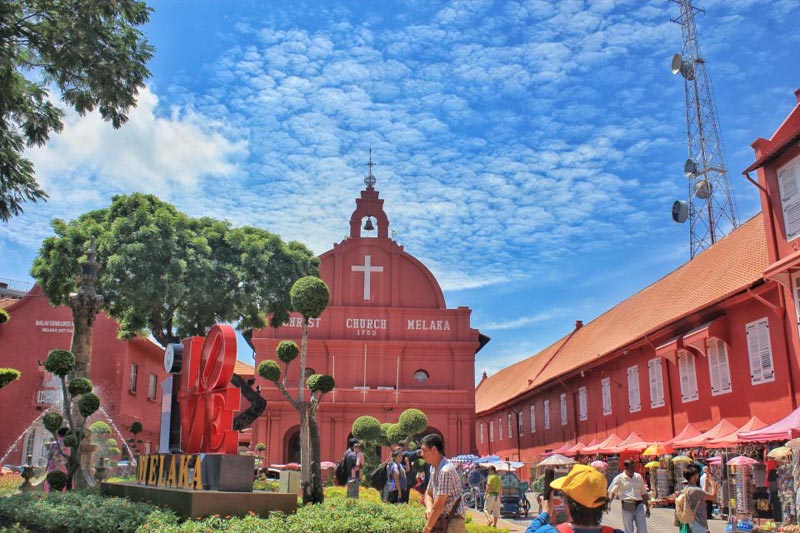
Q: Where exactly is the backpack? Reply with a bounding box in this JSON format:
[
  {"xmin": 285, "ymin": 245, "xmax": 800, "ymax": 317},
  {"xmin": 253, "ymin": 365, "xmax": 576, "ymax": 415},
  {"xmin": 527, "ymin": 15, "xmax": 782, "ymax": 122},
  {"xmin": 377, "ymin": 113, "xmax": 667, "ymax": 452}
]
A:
[
  {"xmin": 675, "ymin": 488, "xmax": 704, "ymax": 524},
  {"xmin": 335, "ymin": 450, "xmax": 354, "ymax": 486},
  {"xmin": 369, "ymin": 460, "xmax": 389, "ymax": 489}
]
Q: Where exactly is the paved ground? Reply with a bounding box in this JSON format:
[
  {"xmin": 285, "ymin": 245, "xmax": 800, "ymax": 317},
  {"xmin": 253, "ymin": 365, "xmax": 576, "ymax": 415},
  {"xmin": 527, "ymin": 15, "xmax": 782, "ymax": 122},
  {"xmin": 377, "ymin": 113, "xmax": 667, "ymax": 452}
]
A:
[{"xmin": 467, "ymin": 498, "xmax": 731, "ymax": 533}]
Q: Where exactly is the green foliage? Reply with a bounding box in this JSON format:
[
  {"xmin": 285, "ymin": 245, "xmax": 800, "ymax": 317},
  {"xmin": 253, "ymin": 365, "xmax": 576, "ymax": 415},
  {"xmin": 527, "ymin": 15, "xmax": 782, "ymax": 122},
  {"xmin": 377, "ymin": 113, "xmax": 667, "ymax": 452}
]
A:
[
  {"xmin": 129, "ymin": 421, "xmax": 143, "ymax": 434},
  {"xmin": 306, "ymin": 374, "xmax": 335, "ymax": 393},
  {"xmin": 290, "ymin": 276, "xmax": 330, "ymax": 319},
  {"xmin": 255, "ymin": 442, "xmax": 266, "ymax": 452},
  {"xmin": 352, "ymin": 416, "xmax": 382, "ymax": 443},
  {"xmin": 106, "ymin": 438, "xmax": 118, "ymax": 446},
  {"xmin": 0, "ymin": 491, "xmax": 175, "ymax": 532},
  {"xmin": 276, "ymin": 340, "xmax": 299, "ymax": 363},
  {"xmin": 77, "ymin": 393, "xmax": 100, "ymax": 417},
  {"xmin": 398, "ymin": 408, "xmax": 428, "ymax": 437},
  {"xmin": 0, "ymin": 368, "xmax": 21, "ymax": 389},
  {"xmin": 63, "ymin": 434, "xmax": 78, "ymax": 448},
  {"xmin": 31, "ymin": 194, "xmax": 319, "ymax": 346},
  {"xmin": 0, "ymin": 308, "xmax": 9, "ymax": 324},
  {"xmin": 43, "ymin": 412, "xmax": 63, "ymax": 433},
  {"xmin": 46, "ymin": 471, "xmax": 68, "ymax": 492},
  {"xmin": 379, "ymin": 423, "xmax": 392, "ymax": 447},
  {"xmin": 67, "ymin": 377, "xmax": 92, "ymax": 396},
  {"xmin": 0, "ymin": 0, "xmax": 154, "ymax": 221},
  {"xmin": 89, "ymin": 421, "xmax": 112, "ymax": 434},
  {"xmin": 0, "ymin": 473, "xmax": 23, "ymax": 496},
  {"xmin": 253, "ymin": 478, "xmax": 279, "ymax": 492},
  {"xmin": 258, "ymin": 360, "xmax": 281, "ymax": 382},
  {"xmin": 44, "ymin": 350, "xmax": 75, "ymax": 377},
  {"xmin": 386, "ymin": 423, "xmax": 406, "ymax": 445}
]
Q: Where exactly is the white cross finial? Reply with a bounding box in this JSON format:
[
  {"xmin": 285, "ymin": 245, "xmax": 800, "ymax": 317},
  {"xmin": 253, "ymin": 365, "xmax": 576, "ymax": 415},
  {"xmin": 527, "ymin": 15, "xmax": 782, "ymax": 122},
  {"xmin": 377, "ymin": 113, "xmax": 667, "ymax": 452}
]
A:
[{"xmin": 351, "ymin": 255, "xmax": 384, "ymax": 300}]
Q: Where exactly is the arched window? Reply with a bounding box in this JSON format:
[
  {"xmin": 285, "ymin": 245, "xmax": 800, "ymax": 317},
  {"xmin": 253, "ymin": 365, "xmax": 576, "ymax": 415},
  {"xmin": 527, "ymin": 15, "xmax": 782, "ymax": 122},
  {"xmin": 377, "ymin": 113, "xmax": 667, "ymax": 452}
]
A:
[
  {"xmin": 304, "ymin": 367, "xmax": 316, "ymax": 380},
  {"xmin": 414, "ymin": 369, "xmax": 429, "ymax": 383}
]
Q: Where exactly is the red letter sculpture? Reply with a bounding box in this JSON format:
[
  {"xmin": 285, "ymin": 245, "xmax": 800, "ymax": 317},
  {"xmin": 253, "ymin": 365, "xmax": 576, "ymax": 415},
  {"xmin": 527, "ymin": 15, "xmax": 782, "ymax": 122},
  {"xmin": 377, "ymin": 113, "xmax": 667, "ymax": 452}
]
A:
[{"xmin": 179, "ymin": 324, "xmax": 241, "ymax": 454}]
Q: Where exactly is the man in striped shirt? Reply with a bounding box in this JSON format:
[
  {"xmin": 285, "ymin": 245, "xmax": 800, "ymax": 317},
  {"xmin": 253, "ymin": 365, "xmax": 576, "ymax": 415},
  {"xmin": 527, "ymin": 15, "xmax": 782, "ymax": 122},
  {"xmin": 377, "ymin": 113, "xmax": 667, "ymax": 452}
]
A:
[{"xmin": 421, "ymin": 433, "xmax": 466, "ymax": 533}]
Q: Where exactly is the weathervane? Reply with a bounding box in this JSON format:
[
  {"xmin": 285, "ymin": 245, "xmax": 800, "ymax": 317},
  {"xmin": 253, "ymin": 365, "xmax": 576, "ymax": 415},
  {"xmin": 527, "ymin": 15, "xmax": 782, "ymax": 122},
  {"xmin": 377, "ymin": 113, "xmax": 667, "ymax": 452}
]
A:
[{"xmin": 364, "ymin": 148, "xmax": 376, "ymax": 189}]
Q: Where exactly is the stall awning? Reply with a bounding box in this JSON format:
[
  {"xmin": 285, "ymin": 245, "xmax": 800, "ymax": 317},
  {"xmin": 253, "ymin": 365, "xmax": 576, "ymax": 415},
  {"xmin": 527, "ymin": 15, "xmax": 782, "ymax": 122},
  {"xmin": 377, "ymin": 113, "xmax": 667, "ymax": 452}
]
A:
[
  {"xmin": 666, "ymin": 423, "xmax": 701, "ymax": 445},
  {"xmin": 608, "ymin": 432, "xmax": 649, "ymax": 454},
  {"xmin": 655, "ymin": 336, "xmax": 684, "ymax": 364},
  {"xmin": 672, "ymin": 419, "xmax": 739, "ymax": 447},
  {"xmin": 682, "ymin": 316, "xmax": 729, "ymax": 356},
  {"xmin": 543, "ymin": 441, "xmax": 576, "ymax": 457},
  {"xmin": 583, "ymin": 434, "xmax": 622, "ymax": 454},
  {"xmin": 706, "ymin": 416, "xmax": 767, "ymax": 448},
  {"xmin": 739, "ymin": 408, "xmax": 800, "ymax": 442},
  {"xmin": 562, "ymin": 441, "xmax": 587, "ymax": 457}
]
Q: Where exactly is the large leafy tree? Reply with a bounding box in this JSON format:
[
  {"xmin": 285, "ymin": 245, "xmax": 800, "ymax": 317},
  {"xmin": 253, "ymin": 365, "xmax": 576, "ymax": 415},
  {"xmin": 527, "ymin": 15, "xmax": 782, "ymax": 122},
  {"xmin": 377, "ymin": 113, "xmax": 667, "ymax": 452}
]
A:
[{"xmin": 0, "ymin": 0, "xmax": 154, "ymax": 221}]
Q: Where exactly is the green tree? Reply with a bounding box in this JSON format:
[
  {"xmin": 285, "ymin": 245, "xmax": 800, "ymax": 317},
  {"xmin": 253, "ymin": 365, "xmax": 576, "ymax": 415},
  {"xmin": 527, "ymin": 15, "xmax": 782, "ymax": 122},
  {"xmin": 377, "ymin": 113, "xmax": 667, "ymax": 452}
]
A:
[
  {"xmin": 258, "ymin": 276, "xmax": 333, "ymax": 504},
  {"xmin": 89, "ymin": 422, "xmax": 120, "ymax": 467},
  {"xmin": 0, "ymin": 0, "xmax": 154, "ymax": 221},
  {"xmin": 0, "ymin": 368, "xmax": 21, "ymax": 389},
  {"xmin": 352, "ymin": 416, "xmax": 383, "ymax": 485},
  {"xmin": 0, "ymin": 308, "xmax": 9, "ymax": 324}
]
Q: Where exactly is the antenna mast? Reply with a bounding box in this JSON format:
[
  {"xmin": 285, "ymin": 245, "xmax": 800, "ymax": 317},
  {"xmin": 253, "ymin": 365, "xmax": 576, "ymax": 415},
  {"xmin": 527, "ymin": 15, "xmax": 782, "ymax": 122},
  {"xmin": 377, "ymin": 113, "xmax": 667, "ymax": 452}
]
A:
[{"xmin": 670, "ymin": 0, "xmax": 738, "ymax": 259}]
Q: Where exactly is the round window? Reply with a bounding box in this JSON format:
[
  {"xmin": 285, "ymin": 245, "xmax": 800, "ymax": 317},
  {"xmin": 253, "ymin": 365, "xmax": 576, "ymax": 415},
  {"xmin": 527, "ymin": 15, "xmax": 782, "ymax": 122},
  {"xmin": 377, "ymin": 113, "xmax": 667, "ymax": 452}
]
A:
[{"xmin": 414, "ymin": 370, "xmax": 429, "ymax": 383}]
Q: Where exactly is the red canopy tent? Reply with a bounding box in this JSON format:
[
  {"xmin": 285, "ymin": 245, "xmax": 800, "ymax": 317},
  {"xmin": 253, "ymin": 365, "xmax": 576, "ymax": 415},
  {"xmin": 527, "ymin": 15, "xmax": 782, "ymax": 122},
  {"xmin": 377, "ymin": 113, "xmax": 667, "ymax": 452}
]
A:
[
  {"xmin": 582, "ymin": 434, "xmax": 622, "ymax": 454},
  {"xmin": 563, "ymin": 441, "xmax": 588, "ymax": 457},
  {"xmin": 739, "ymin": 408, "xmax": 800, "ymax": 442},
  {"xmin": 666, "ymin": 423, "xmax": 701, "ymax": 445},
  {"xmin": 543, "ymin": 442, "xmax": 576, "ymax": 457},
  {"xmin": 672, "ymin": 419, "xmax": 739, "ymax": 448},
  {"xmin": 706, "ymin": 416, "xmax": 767, "ymax": 448},
  {"xmin": 608, "ymin": 432, "xmax": 649, "ymax": 454}
]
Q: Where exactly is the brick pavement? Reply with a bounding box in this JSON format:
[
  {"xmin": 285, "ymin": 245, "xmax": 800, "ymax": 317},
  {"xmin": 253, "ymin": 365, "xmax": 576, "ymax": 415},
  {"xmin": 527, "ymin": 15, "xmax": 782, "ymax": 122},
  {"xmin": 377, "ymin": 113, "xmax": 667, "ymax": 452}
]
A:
[{"xmin": 470, "ymin": 497, "xmax": 731, "ymax": 533}]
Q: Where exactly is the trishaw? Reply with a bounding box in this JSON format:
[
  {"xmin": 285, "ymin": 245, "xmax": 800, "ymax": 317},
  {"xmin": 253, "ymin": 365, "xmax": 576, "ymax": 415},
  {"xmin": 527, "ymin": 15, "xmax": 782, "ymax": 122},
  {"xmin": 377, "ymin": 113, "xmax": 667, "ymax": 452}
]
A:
[{"xmin": 500, "ymin": 472, "xmax": 531, "ymax": 517}]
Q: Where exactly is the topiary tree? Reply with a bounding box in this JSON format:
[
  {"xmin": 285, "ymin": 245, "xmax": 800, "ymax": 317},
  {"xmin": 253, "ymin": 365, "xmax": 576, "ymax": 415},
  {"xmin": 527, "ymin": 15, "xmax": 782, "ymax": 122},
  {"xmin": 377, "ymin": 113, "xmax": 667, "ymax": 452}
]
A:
[
  {"xmin": 0, "ymin": 368, "xmax": 21, "ymax": 389},
  {"xmin": 397, "ymin": 408, "xmax": 428, "ymax": 442},
  {"xmin": 40, "ymin": 349, "xmax": 102, "ymax": 489},
  {"xmin": 0, "ymin": 308, "xmax": 9, "ymax": 324},
  {"xmin": 125, "ymin": 421, "xmax": 143, "ymax": 458},
  {"xmin": 258, "ymin": 276, "xmax": 332, "ymax": 505},
  {"xmin": 255, "ymin": 442, "xmax": 267, "ymax": 466},
  {"xmin": 352, "ymin": 415, "xmax": 383, "ymax": 485},
  {"xmin": 89, "ymin": 422, "xmax": 119, "ymax": 467}
]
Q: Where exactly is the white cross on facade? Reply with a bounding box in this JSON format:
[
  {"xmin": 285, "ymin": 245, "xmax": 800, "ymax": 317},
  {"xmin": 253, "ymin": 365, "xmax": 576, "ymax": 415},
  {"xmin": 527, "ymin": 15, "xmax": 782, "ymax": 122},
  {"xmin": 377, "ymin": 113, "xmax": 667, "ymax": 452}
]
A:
[{"xmin": 351, "ymin": 255, "xmax": 384, "ymax": 300}]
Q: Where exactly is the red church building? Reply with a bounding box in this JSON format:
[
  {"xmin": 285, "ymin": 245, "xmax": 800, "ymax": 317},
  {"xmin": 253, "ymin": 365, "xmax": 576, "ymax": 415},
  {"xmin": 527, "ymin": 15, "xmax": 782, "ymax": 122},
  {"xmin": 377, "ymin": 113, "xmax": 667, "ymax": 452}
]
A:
[
  {"xmin": 475, "ymin": 89, "xmax": 800, "ymax": 479},
  {"xmin": 0, "ymin": 287, "xmax": 167, "ymax": 466},
  {"xmin": 250, "ymin": 175, "xmax": 488, "ymax": 464}
]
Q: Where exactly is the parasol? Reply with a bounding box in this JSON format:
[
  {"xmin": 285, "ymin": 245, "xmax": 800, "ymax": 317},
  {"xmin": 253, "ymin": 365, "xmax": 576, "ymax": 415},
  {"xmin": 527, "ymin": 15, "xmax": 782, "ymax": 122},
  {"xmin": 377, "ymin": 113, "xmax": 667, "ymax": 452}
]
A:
[
  {"xmin": 475, "ymin": 455, "xmax": 500, "ymax": 463},
  {"xmin": 537, "ymin": 454, "xmax": 577, "ymax": 467},
  {"xmin": 285, "ymin": 462, "xmax": 301, "ymax": 470},
  {"xmin": 644, "ymin": 461, "xmax": 661, "ymax": 469},
  {"xmin": 671, "ymin": 455, "xmax": 693, "ymax": 464},
  {"xmin": 727, "ymin": 455, "xmax": 759, "ymax": 466},
  {"xmin": 643, "ymin": 443, "xmax": 673, "ymax": 456},
  {"xmin": 767, "ymin": 447, "xmax": 792, "ymax": 459},
  {"xmin": 451, "ymin": 454, "xmax": 480, "ymax": 464},
  {"xmin": 479, "ymin": 461, "xmax": 524, "ymax": 472},
  {"xmin": 320, "ymin": 461, "xmax": 337, "ymax": 470},
  {"xmin": 590, "ymin": 460, "xmax": 608, "ymax": 469}
]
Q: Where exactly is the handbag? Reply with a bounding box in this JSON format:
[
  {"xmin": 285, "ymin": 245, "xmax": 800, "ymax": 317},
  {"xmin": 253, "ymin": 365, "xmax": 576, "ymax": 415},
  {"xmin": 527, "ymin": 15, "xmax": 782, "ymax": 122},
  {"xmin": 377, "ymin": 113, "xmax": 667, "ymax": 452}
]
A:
[
  {"xmin": 622, "ymin": 500, "xmax": 639, "ymax": 512},
  {"xmin": 431, "ymin": 495, "xmax": 462, "ymax": 533}
]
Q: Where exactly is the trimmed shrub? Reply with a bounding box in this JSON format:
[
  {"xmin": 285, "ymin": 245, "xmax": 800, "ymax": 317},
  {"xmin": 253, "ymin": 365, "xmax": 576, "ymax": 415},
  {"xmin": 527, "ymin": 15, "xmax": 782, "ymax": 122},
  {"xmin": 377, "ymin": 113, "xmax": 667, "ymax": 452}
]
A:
[
  {"xmin": 276, "ymin": 340, "xmax": 299, "ymax": 363},
  {"xmin": 398, "ymin": 408, "xmax": 428, "ymax": 437},
  {"xmin": 129, "ymin": 421, "xmax": 143, "ymax": 434},
  {"xmin": 89, "ymin": 421, "xmax": 112, "ymax": 434},
  {"xmin": 77, "ymin": 393, "xmax": 100, "ymax": 417},
  {"xmin": 258, "ymin": 360, "xmax": 281, "ymax": 382},
  {"xmin": 290, "ymin": 276, "xmax": 330, "ymax": 319},
  {"xmin": 63, "ymin": 434, "xmax": 78, "ymax": 448},
  {"xmin": 386, "ymin": 423, "xmax": 405, "ymax": 445},
  {"xmin": 255, "ymin": 442, "xmax": 266, "ymax": 452},
  {"xmin": 306, "ymin": 373, "xmax": 334, "ymax": 393},
  {"xmin": 352, "ymin": 416, "xmax": 382, "ymax": 443},
  {"xmin": 46, "ymin": 471, "xmax": 68, "ymax": 491},
  {"xmin": 44, "ymin": 350, "xmax": 75, "ymax": 377},
  {"xmin": 0, "ymin": 368, "xmax": 21, "ymax": 389},
  {"xmin": 67, "ymin": 377, "xmax": 92, "ymax": 396},
  {"xmin": 0, "ymin": 308, "xmax": 9, "ymax": 324},
  {"xmin": 43, "ymin": 412, "xmax": 63, "ymax": 433}
]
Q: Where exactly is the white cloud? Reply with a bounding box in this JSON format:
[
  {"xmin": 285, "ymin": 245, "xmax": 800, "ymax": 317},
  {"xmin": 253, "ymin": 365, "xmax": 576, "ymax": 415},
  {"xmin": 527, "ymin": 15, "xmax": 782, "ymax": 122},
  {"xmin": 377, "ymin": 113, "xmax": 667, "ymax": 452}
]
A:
[{"xmin": 479, "ymin": 312, "xmax": 557, "ymax": 331}]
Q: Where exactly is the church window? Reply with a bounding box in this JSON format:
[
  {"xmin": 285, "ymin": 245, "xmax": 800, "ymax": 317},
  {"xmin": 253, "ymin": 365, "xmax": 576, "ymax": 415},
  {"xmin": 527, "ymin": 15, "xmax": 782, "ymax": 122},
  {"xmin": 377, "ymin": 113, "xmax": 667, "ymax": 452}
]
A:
[
  {"xmin": 601, "ymin": 378, "xmax": 612, "ymax": 416},
  {"xmin": 148, "ymin": 374, "xmax": 157, "ymax": 401},
  {"xmin": 559, "ymin": 393, "xmax": 567, "ymax": 426},
  {"xmin": 777, "ymin": 156, "xmax": 800, "ymax": 241},
  {"xmin": 707, "ymin": 338, "xmax": 732, "ymax": 396},
  {"xmin": 414, "ymin": 370, "xmax": 429, "ymax": 383},
  {"xmin": 578, "ymin": 386, "xmax": 587, "ymax": 421},
  {"xmin": 498, "ymin": 417, "xmax": 503, "ymax": 440},
  {"xmin": 746, "ymin": 318, "xmax": 775, "ymax": 385},
  {"xmin": 489, "ymin": 421, "xmax": 494, "ymax": 442},
  {"xmin": 129, "ymin": 364, "xmax": 138, "ymax": 393},
  {"xmin": 507, "ymin": 413, "xmax": 513, "ymax": 439},
  {"xmin": 627, "ymin": 366, "xmax": 641, "ymax": 413},
  {"xmin": 648, "ymin": 358, "xmax": 665, "ymax": 408},
  {"xmin": 678, "ymin": 350, "xmax": 699, "ymax": 402},
  {"xmin": 530, "ymin": 404, "xmax": 536, "ymax": 433},
  {"xmin": 543, "ymin": 400, "xmax": 550, "ymax": 430}
]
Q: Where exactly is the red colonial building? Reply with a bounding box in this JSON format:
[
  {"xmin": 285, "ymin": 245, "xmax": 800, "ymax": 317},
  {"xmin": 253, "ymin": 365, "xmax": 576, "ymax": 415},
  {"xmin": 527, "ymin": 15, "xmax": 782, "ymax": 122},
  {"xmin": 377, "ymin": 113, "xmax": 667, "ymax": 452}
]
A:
[
  {"xmin": 475, "ymin": 89, "xmax": 800, "ymax": 479},
  {"xmin": 0, "ymin": 287, "xmax": 166, "ymax": 466},
  {"xmin": 250, "ymin": 178, "xmax": 488, "ymax": 464}
]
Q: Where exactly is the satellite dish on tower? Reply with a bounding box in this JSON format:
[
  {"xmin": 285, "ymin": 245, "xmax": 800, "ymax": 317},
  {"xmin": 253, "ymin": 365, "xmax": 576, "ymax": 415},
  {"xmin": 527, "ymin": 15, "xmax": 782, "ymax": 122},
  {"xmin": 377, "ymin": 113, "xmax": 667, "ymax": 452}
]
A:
[
  {"xmin": 694, "ymin": 179, "xmax": 712, "ymax": 200},
  {"xmin": 684, "ymin": 158, "xmax": 698, "ymax": 178},
  {"xmin": 672, "ymin": 200, "xmax": 688, "ymax": 223},
  {"xmin": 671, "ymin": 53, "xmax": 695, "ymax": 80}
]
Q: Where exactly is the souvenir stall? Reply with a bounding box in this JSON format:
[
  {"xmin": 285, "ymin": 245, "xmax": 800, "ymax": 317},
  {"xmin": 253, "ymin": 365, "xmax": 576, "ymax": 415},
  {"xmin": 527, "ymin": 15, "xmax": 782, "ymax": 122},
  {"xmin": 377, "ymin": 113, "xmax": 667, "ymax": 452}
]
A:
[{"xmin": 642, "ymin": 443, "xmax": 673, "ymax": 505}]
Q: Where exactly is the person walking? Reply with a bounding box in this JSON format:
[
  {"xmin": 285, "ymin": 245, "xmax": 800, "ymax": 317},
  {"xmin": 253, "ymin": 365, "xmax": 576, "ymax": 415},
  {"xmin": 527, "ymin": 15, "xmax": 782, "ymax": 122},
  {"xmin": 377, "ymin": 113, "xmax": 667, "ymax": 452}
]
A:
[
  {"xmin": 484, "ymin": 465, "xmax": 502, "ymax": 528},
  {"xmin": 345, "ymin": 440, "xmax": 363, "ymax": 499},
  {"xmin": 699, "ymin": 465, "xmax": 714, "ymax": 520},
  {"xmin": 525, "ymin": 464, "xmax": 623, "ymax": 533},
  {"xmin": 385, "ymin": 449, "xmax": 404, "ymax": 503},
  {"xmin": 608, "ymin": 459, "xmax": 650, "ymax": 533},
  {"xmin": 675, "ymin": 464, "xmax": 718, "ymax": 533},
  {"xmin": 421, "ymin": 433, "xmax": 466, "ymax": 533}
]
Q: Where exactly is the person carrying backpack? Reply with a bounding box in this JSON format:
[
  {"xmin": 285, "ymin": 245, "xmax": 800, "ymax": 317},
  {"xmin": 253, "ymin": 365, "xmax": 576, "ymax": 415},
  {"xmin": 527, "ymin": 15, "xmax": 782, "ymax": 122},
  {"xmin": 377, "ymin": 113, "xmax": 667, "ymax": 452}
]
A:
[
  {"xmin": 338, "ymin": 440, "xmax": 363, "ymax": 498},
  {"xmin": 524, "ymin": 464, "xmax": 624, "ymax": 533},
  {"xmin": 674, "ymin": 464, "xmax": 718, "ymax": 533}
]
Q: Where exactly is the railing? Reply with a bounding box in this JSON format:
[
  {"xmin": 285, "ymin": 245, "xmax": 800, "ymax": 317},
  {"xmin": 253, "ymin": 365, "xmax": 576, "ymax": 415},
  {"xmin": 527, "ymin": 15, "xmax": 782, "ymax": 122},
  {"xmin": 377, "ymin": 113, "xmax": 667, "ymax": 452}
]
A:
[
  {"xmin": 36, "ymin": 389, "xmax": 59, "ymax": 405},
  {"xmin": 0, "ymin": 277, "xmax": 33, "ymax": 294}
]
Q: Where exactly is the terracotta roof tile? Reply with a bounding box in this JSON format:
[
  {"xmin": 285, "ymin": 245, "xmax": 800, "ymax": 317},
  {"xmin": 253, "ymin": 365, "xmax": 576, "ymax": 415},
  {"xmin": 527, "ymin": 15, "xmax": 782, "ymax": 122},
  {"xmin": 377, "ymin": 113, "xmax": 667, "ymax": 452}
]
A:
[
  {"xmin": 476, "ymin": 214, "xmax": 767, "ymax": 414},
  {"xmin": 234, "ymin": 360, "xmax": 255, "ymax": 377},
  {"xmin": 0, "ymin": 298, "xmax": 18, "ymax": 310}
]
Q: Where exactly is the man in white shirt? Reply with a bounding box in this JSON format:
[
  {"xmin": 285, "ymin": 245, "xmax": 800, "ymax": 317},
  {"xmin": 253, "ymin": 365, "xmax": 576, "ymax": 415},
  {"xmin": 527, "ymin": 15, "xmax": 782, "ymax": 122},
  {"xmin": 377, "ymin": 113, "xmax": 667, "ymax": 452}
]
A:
[{"xmin": 608, "ymin": 459, "xmax": 650, "ymax": 533}]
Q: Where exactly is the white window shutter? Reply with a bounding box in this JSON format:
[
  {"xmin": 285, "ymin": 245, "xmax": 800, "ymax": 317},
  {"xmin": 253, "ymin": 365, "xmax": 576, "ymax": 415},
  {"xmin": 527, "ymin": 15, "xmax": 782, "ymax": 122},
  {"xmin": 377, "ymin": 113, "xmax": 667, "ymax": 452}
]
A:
[
  {"xmin": 490, "ymin": 421, "xmax": 494, "ymax": 442},
  {"xmin": 778, "ymin": 161, "xmax": 800, "ymax": 241},
  {"xmin": 530, "ymin": 404, "xmax": 536, "ymax": 433},
  {"xmin": 508, "ymin": 413, "xmax": 513, "ymax": 439},
  {"xmin": 518, "ymin": 412, "xmax": 524, "ymax": 436},
  {"xmin": 602, "ymin": 377, "xmax": 612, "ymax": 416},
  {"xmin": 648, "ymin": 358, "xmax": 665, "ymax": 408},
  {"xmin": 678, "ymin": 350, "xmax": 698, "ymax": 402},
  {"xmin": 578, "ymin": 386, "xmax": 588, "ymax": 421},
  {"xmin": 718, "ymin": 340, "xmax": 732, "ymax": 393},
  {"xmin": 498, "ymin": 417, "xmax": 503, "ymax": 440},
  {"xmin": 480, "ymin": 423, "xmax": 485, "ymax": 444},
  {"xmin": 560, "ymin": 393, "xmax": 568, "ymax": 426},
  {"xmin": 544, "ymin": 400, "xmax": 551, "ymax": 429},
  {"xmin": 708, "ymin": 338, "xmax": 732, "ymax": 396},
  {"xmin": 746, "ymin": 318, "xmax": 775, "ymax": 385},
  {"xmin": 628, "ymin": 366, "xmax": 641, "ymax": 413}
]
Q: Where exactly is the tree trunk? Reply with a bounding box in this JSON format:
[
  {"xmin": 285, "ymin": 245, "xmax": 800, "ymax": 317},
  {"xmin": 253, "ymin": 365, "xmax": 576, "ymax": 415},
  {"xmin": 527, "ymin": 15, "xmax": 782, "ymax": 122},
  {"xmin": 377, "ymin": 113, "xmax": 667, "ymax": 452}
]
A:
[
  {"xmin": 308, "ymin": 408, "xmax": 324, "ymax": 503},
  {"xmin": 299, "ymin": 403, "xmax": 313, "ymax": 503},
  {"xmin": 69, "ymin": 303, "xmax": 96, "ymax": 379}
]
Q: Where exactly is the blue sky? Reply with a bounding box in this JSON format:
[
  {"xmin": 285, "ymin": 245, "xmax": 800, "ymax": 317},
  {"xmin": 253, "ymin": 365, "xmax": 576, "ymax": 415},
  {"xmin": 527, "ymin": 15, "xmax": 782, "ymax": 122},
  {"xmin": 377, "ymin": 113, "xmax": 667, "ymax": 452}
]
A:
[{"xmin": 2, "ymin": 0, "xmax": 799, "ymax": 379}]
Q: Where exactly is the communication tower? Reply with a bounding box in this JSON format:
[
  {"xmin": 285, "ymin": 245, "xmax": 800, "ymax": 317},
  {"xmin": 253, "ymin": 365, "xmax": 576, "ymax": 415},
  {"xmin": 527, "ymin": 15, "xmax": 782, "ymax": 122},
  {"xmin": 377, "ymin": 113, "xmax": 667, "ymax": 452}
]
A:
[{"xmin": 669, "ymin": 0, "xmax": 739, "ymax": 259}]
